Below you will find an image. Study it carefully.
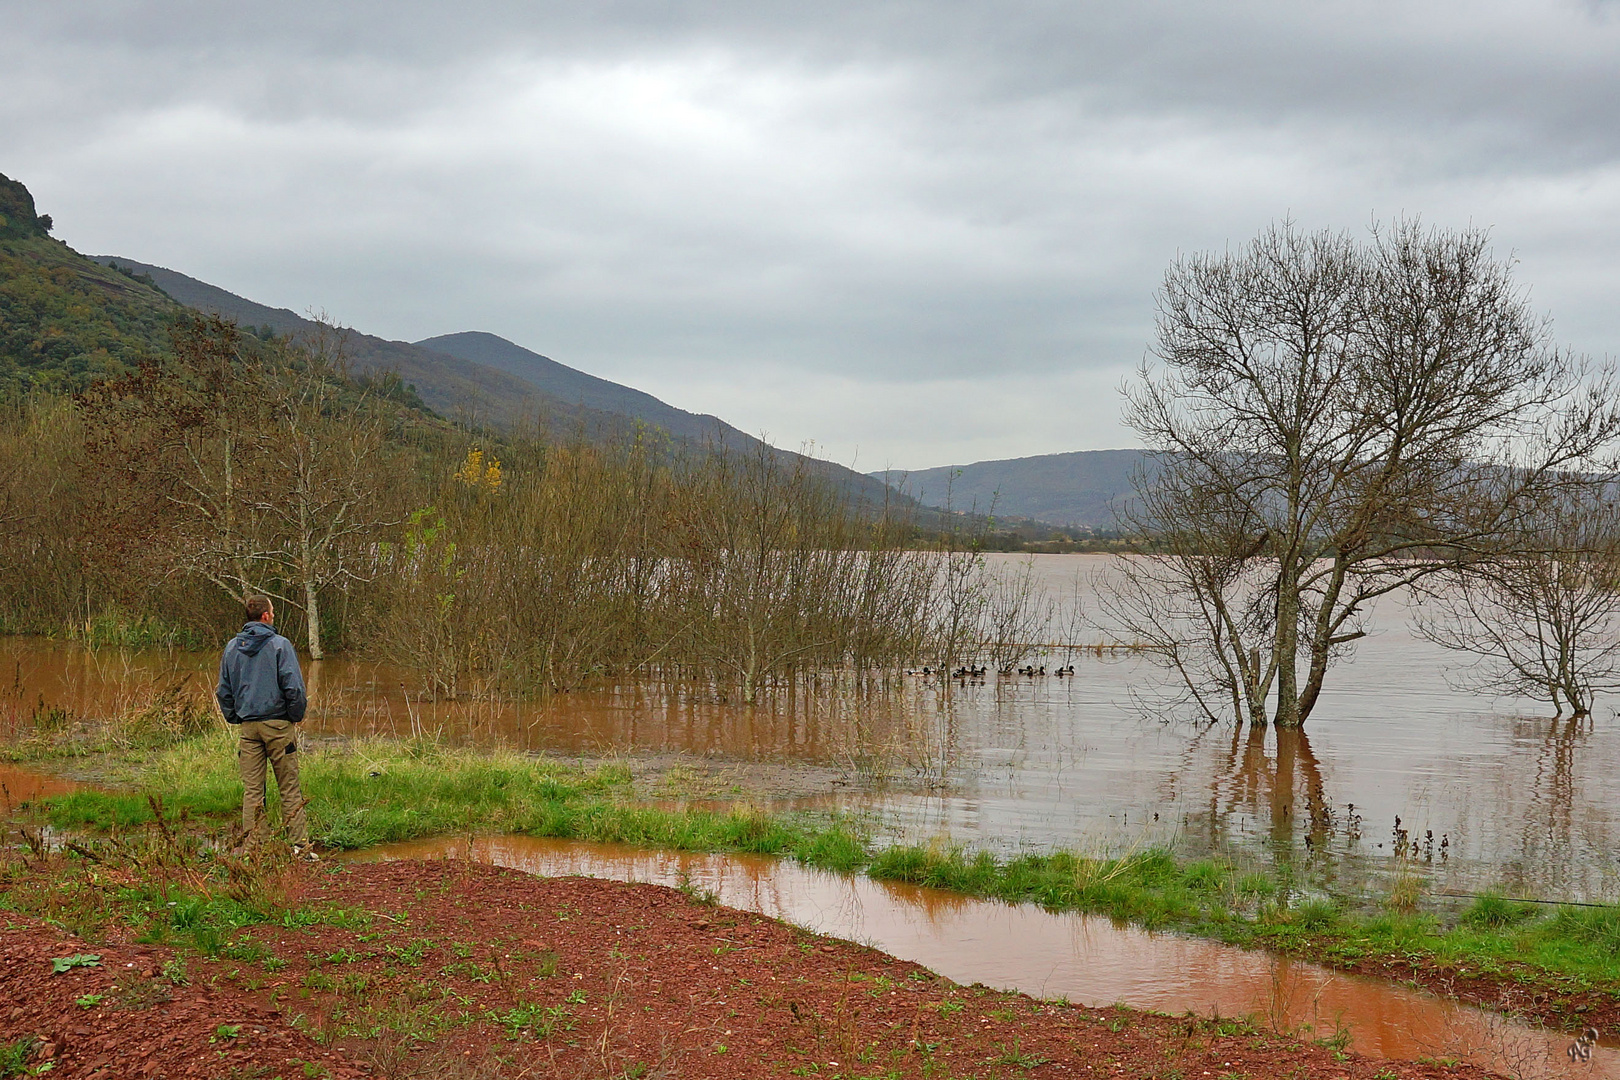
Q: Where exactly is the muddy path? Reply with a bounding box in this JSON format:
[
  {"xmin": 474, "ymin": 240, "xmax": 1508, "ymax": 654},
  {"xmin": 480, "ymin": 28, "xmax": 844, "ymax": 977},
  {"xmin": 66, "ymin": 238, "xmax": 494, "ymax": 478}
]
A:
[{"xmin": 0, "ymin": 859, "xmax": 1512, "ymax": 1080}]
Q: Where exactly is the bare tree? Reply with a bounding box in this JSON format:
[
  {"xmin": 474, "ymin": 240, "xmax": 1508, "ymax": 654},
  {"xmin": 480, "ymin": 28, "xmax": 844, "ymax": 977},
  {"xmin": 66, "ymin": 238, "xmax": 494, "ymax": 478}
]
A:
[
  {"xmin": 920, "ymin": 476, "xmax": 993, "ymax": 675},
  {"xmin": 74, "ymin": 317, "xmax": 278, "ymax": 613},
  {"xmin": 1415, "ymin": 487, "xmax": 1620, "ymax": 717},
  {"xmin": 1104, "ymin": 219, "xmax": 1620, "ymax": 728},
  {"xmin": 251, "ymin": 330, "xmax": 401, "ymax": 659},
  {"xmin": 161, "ymin": 319, "xmax": 276, "ymax": 604}
]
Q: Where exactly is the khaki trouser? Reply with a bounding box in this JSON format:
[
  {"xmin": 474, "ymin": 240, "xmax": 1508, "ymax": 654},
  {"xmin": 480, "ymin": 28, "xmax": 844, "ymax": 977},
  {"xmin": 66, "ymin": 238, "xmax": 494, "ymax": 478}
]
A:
[{"xmin": 238, "ymin": 718, "xmax": 308, "ymax": 844}]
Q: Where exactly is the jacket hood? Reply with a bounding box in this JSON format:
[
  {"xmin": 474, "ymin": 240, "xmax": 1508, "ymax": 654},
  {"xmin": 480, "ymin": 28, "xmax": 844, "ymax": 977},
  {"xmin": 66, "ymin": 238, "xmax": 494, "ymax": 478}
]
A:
[{"xmin": 233, "ymin": 622, "xmax": 278, "ymax": 658}]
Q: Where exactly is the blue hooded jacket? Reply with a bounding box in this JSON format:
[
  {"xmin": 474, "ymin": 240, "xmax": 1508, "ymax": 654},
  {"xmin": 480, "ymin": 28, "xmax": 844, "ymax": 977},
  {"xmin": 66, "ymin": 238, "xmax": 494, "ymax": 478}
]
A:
[{"xmin": 216, "ymin": 622, "xmax": 308, "ymax": 724}]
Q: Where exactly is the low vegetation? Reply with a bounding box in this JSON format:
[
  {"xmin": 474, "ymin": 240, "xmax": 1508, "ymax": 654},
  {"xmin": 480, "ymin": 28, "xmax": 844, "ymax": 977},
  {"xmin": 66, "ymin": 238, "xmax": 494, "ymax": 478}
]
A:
[{"xmin": 24, "ymin": 731, "xmax": 1620, "ymax": 1016}]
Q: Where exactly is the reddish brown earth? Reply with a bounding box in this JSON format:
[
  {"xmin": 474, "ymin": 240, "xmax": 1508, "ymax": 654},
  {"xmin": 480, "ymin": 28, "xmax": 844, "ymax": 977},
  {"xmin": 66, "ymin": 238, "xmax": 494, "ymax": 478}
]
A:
[
  {"xmin": 2, "ymin": 860, "xmax": 1507, "ymax": 1079},
  {"xmin": 0, "ymin": 922, "xmax": 362, "ymax": 1079}
]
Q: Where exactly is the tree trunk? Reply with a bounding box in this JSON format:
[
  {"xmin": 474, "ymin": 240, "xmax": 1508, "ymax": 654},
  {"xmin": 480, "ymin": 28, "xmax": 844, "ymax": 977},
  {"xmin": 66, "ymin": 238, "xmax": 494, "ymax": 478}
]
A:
[
  {"xmin": 303, "ymin": 572, "xmax": 323, "ymax": 659},
  {"xmin": 299, "ymin": 508, "xmax": 323, "ymax": 660},
  {"xmin": 1273, "ymin": 561, "xmax": 1302, "ymax": 728}
]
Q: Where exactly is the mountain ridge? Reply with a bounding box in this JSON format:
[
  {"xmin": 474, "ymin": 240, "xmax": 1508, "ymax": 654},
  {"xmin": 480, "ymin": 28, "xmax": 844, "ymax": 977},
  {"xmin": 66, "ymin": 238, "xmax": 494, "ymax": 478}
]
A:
[{"xmin": 873, "ymin": 448, "xmax": 1150, "ymax": 530}]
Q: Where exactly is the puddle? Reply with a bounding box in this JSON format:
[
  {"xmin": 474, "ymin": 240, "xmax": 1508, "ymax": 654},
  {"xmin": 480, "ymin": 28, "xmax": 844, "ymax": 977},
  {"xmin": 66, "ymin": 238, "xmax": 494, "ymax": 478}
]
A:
[
  {"xmin": 350, "ymin": 834, "xmax": 1618, "ymax": 1076},
  {"xmin": 0, "ymin": 761, "xmax": 80, "ymax": 807}
]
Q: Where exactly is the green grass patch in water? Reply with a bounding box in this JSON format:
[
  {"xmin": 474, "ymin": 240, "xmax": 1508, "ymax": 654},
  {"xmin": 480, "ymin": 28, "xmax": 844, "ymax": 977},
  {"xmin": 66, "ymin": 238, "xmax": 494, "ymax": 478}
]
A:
[{"xmin": 32, "ymin": 732, "xmax": 1620, "ymax": 1004}]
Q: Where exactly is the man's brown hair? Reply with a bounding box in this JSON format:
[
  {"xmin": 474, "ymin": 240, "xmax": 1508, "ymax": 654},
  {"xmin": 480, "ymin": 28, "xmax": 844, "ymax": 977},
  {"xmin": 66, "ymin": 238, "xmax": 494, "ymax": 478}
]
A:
[{"xmin": 245, "ymin": 594, "xmax": 273, "ymax": 622}]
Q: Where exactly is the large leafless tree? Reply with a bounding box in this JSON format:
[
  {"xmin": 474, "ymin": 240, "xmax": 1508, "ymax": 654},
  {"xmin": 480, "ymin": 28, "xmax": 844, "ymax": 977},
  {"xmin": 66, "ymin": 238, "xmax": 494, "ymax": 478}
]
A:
[{"xmin": 1102, "ymin": 220, "xmax": 1620, "ymax": 728}]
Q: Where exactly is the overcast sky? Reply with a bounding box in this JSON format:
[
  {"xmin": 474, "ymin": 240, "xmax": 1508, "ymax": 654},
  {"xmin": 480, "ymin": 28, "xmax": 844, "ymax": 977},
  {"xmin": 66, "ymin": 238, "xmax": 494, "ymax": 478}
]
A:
[{"xmin": 4, "ymin": 2, "xmax": 1619, "ymax": 469}]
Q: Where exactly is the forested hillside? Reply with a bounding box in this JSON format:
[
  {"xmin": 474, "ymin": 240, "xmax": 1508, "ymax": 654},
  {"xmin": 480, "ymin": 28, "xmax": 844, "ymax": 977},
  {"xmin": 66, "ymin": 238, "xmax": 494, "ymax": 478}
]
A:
[
  {"xmin": 88, "ymin": 255, "xmax": 628, "ymax": 434},
  {"xmin": 0, "ymin": 172, "xmax": 181, "ymax": 396},
  {"xmin": 418, "ymin": 331, "xmax": 745, "ymax": 447}
]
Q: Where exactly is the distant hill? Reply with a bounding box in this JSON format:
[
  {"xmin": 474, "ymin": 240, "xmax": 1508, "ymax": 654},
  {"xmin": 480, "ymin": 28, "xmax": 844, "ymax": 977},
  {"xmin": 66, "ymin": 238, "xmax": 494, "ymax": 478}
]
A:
[
  {"xmin": 874, "ymin": 449, "xmax": 1153, "ymax": 529},
  {"xmin": 0, "ymin": 171, "xmax": 978, "ymax": 526}
]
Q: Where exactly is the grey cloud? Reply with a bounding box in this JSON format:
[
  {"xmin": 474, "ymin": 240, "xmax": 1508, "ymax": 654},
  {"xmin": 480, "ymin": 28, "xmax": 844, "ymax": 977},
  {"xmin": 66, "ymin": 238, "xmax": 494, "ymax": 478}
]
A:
[{"xmin": 3, "ymin": 2, "xmax": 1618, "ymax": 467}]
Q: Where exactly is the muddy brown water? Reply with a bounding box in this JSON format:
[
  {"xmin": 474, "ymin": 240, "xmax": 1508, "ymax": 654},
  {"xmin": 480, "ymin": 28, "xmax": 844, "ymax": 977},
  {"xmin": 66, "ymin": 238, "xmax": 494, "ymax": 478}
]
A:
[
  {"xmin": 0, "ymin": 761, "xmax": 79, "ymax": 806},
  {"xmin": 350, "ymin": 835, "xmax": 1618, "ymax": 1077},
  {"xmin": 5, "ymin": 554, "xmax": 1620, "ymax": 902}
]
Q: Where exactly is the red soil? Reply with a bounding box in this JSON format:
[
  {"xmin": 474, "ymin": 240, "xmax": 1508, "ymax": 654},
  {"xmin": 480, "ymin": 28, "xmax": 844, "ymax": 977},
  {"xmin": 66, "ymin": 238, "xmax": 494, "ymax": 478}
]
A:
[
  {"xmin": 0, "ymin": 924, "xmax": 361, "ymax": 1079},
  {"xmin": 2, "ymin": 860, "xmax": 1506, "ymax": 1079}
]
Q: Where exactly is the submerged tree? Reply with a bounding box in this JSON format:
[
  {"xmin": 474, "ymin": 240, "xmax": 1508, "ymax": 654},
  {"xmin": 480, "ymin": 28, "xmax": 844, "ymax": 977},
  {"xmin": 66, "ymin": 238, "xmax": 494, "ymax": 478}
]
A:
[
  {"xmin": 1103, "ymin": 219, "xmax": 1620, "ymax": 728},
  {"xmin": 251, "ymin": 330, "xmax": 401, "ymax": 659},
  {"xmin": 1415, "ymin": 488, "xmax": 1620, "ymax": 717}
]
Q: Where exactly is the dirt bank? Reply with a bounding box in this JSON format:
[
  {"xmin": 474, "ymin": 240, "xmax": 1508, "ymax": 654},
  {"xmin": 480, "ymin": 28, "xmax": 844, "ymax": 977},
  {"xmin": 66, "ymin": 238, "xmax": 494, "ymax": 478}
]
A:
[
  {"xmin": 1, "ymin": 859, "xmax": 1508, "ymax": 1080},
  {"xmin": 0, "ymin": 921, "xmax": 362, "ymax": 1079}
]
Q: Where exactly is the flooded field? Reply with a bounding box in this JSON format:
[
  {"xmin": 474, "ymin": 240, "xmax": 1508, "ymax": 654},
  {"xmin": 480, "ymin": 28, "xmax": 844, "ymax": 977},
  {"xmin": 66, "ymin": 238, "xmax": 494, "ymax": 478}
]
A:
[
  {"xmin": 350, "ymin": 834, "xmax": 1619, "ymax": 1076},
  {"xmin": 5, "ymin": 554, "xmax": 1620, "ymax": 902}
]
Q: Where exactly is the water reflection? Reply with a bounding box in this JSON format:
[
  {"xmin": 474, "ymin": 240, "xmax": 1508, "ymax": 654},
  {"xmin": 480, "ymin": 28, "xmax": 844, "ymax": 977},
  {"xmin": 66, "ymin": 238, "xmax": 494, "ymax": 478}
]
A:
[{"xmin": 3, "ymin": 553, "xmax": 1620, "ymax": 900}]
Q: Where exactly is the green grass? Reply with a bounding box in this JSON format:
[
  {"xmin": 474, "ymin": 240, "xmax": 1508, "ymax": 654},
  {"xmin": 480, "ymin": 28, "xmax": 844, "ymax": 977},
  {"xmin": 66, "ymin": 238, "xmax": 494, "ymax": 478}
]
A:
[
  {"xmin": 0, "ymin": 689, "xmax": 217, "ymax": 763},
  {"xmin": 43, "ymin": 731, "xmax": 873, "ymax": 870},
  {"xmin": 31, "ymin": 732, "xmax": 1620, "ymax": 1005},
  {"xmin": 0, "ymin": 1037, "xmax": 39, "ymax": 1078}
]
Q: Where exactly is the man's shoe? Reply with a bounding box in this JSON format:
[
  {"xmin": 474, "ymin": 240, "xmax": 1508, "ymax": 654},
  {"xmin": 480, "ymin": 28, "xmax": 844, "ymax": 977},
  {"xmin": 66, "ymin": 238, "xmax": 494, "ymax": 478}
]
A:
[{"xmin": 292, "ymin": 844, "xmax": 321, "ymax": 862}]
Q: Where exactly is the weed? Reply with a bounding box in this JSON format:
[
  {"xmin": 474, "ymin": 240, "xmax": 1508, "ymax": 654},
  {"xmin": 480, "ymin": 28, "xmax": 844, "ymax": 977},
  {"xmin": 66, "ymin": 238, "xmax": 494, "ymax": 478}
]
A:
[
  {"xmin": 303, "ymin": 971, "xmax": 338, "ymax": 993},
  {"xmin": 989, "ymin": 1038, "xmax": 1049, "ymax": 1068},
  {"xmin": 1550, "ymin": 904, "xmax": 1620, "ymax": 955},
  {"xmin": 50, "ymin": 952, "xmax": 100, "ymax": 973},
  {"xmin": 1385, "ymin": 868, "xmax": 1425, "ymax": 915},
  {"xmin": 108, "ymin": 970, "xmax": 172, "ymax": 1010},
  {"xmin": 1461, "ymin": 894, "xmax": 1539, "ymax": 930},
  {"xmin": 1291, "ymin": 899, "xmax": 1339, "ymax": 930},
  {"xmin": 0, "ymin": 1038, "xmax": 40, "ymax": 1078},
  {"xmin": 488, "ymin": 1000, "xmax": 577, "ymax": 1040},
  {"xmin": 440, "ymin": 960, "xmax": 499, "ymax": 983},
  {"xmin": 674, "ymin": 869, "xmax": 719, "ymax": 906},
  {"xmin": 1237, "ymin": 873, "xmax": 1276, "ymax": 897},
  {"xmin": 383, "ymin": 939, "xmax": 430, "ymax": 967},
  {"xmin": 337, "ymin": 972, "xmax": 377, "ymax": 997}
]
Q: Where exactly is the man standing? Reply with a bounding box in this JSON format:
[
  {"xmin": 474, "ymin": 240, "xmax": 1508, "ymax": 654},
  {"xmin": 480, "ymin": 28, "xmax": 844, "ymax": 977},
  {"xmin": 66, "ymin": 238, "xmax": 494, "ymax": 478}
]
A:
[{"xmin": 216, "ymin": 594, "xmax": 316, "ymax": 858}]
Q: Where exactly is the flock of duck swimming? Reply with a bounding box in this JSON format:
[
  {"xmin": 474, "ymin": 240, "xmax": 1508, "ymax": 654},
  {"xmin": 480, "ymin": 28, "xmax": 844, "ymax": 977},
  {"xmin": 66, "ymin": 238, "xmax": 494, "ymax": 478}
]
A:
[{"xmin": 904, "ymin": 664, "xmax": 1077, "ymax": 680}]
